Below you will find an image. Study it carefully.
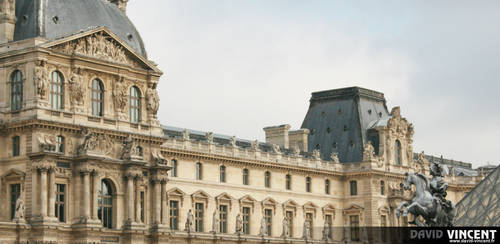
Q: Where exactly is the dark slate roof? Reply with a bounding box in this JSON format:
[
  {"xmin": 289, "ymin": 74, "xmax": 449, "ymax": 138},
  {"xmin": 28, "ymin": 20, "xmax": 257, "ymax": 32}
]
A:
[
  {"xmin": 300, "ymin": 87, "xmax": 389, "ymax": 162},
  {"xmin": 14, "ymin": 0, "xmax": 147, "ymax": 57},
  {"xmin": 454, "ymin": 165, "xmax": 500, "ymax": 226}
]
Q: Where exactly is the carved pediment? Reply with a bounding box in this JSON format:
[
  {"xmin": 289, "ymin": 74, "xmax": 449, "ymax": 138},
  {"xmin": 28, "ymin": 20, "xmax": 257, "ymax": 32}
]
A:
[
  {"xmin": 1, "ymin": 169, "xmax": 25, "ymax": 179},
  {"xmin": 303, "ymin": 201, "xmax": 318, "ymax": 216},
  {"xmin": 261, "ymin": 197, "xmax": 278, "ymax": 212},
  {"xmin": 343, "ymin": 204, "xmax": 364, "ymax": 215},
  {"xmin": 216, "ymin": 193, "xmax": 234, "ymax": 210},
  {"xmin": 239, "ymin": 195, "xmax": 257, "ymax": 211},
  {"xmin": 191, "ymin": 190, "xmax": 210, "ymax": 208}
]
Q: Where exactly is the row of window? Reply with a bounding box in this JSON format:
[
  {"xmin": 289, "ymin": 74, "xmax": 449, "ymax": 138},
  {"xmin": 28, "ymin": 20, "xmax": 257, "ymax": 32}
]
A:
[
  {"xmin": 172, "ymin": 162, "xmax": 386, "ymax": 196},
  {"xmin": 9, "ymin": 70, "xmax": 143, "ymax": 123}
]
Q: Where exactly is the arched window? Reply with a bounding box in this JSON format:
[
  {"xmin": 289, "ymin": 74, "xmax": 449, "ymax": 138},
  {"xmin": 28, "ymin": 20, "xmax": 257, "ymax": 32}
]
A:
[
  {"xmin": 325, "ymin": 179, "xmax": 330, "ymax": 195},
  {"xmin": 350, "ymin": 180, "xmax": 357, "ymax": 196},
  {"xmin": 130, "ymin": 86, "xmax": 141, "ymax": 123},
  {"xmin": 265, "ymin": 171, "xmax": 271, "ymax": 188},
  {"xmin": 220, "ymin": 165, "xmax": 226, "ymax": 183},
  {"xmin": 10, "ymin": 70, "xmax": 23, "ymax": 111},
  {"xmin": 286, "ymin": 174, "xmax": 291, "ymax": 190},
  {"xmin": 242, "ymin": 168, "xmax": 249, "ymax": 185},
  {"xmin": 306, "ymin": 177, "xmax": 311, "ymax": 192},
  {"xmin": 56, "ymin": 135, "xmax": 64, "ymax": 153},
  {"xmin": 380, "ymin": 180, "xmax": 385, "ymax": 195},
  {"xmin": 395, "ymin": 140, "xmax": 402, "ymax": 165},
  {"xmin": 51, "ymin": 71, "xmax": 64, "ymax": 110},
  {"xmin": 91, "ymin": 79, "xmax": 104, "ymax": 117},
  {"xmin": 196, "ymin": 162, "xmax": 202, "ymax": 180},
  {"xmin": 171, "ymin": 160, "xmax": 178, "ymax": 177},
  {"xmin": 98, "ymin": 179, "xmax": 113, "ymax": 229}
]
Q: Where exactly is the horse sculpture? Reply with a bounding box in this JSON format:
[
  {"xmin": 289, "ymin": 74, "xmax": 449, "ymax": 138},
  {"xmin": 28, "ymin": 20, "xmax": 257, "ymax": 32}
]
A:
[{"xmin": 395, "ymin": 171, "xmax": 454, "ymax": 227}]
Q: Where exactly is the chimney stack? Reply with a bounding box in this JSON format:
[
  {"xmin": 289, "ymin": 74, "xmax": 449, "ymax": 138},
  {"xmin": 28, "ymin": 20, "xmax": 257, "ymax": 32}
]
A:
[
  {"xmin": 263, "ymin": 124, "xmax": 291, "ymax": 149},
  {"xmin": 109, "ymin": 0, "xmax": 128, "ymax": 13},
  {"xmin": 0, "ymin": 0, "xmax": 16, "ymax": 44}
]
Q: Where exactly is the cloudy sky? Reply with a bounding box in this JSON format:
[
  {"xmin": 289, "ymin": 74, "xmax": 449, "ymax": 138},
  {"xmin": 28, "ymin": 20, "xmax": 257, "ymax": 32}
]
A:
[{"xmin": 127, "ymin": 1, "xmax": 499, "ymax": 168}]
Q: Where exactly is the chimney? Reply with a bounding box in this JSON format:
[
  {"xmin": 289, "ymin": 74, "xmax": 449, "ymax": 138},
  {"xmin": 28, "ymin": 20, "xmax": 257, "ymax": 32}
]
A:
[
  {"xmin": 0, "ymin": 0, "xmax": 17, "ymax": 44},
  {"xmin": 263, "ymin": 124, "xmax": 291, "ymax": 149},
  {"xmin": 289, "ymin": 129, "xmax": 310, "ymax": 152},
  {"xmin": 109, "ymin": 0, "xmax": 128, "ymax": 13}
]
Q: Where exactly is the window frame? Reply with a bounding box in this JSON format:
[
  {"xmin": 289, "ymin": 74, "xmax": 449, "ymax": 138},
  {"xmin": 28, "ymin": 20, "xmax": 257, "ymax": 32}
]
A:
[
  {"xmin": 350, "ymin": 215, "xmax": 360, "ymax": 241},
  {"xmin": 380, "ymin": 180, "xmax": 385, "ymax": 195},
  {"xmin": 196, "ymin": 162, "xmax": 202, "ymax": 180},
  {"xmin": 264, "ymin": 208, "xmax": 272, "ymax": 236},
  {"xmin": 350, "ymin": 180, "xmax": 357, "ymax": 196},
  {"xmin": 219, "ymin": 204, "xmax": 228, "ymax": 233},
  {"xmin": 169, "ymin": 200, "xmax": 179, "ymax": 230},
  {"xmin": 56, "ymin": 135, "xmax": 65, "ymax": 153},
  {"xmin": 219, "ymin": 165, "xmax": 226, "ymax": 183},
  {"xmin": 195, "ymin": 202, "xmax": 204, "ymax": 232},
  {"xmin": 265, "ymin": 171, "xmax": 271, "ymax": 188},
  {"xmin": 91, "ymin": 79, "xmax": 104, "ymax": 117},
  {"xmin": 306, "ymin": 176, "xmax": 312, "ymax": 193},
  {"xmin": 10, "ymin": 184, "xmax": 21, "ymax": 220},
  {"xmin": 325, "ymin": 179, "xmax": 330, "ymax": 195},
  {"xmin": 286, "ymin": 174, "xmax": 291, "ymax": 190},
  {"xmin": 98, "ymin": 179, "xmax": 114, "ymax": 229},
  {"xmin": 50, "ymin": 71, "xmax": 64, "ymax": 110},
  {"xmin": 242, "ymin": 206, "xmax": 251, "ymax": 235},
  {"xmin": 171, "ymin": 159, "xmax": 178, "ymax": 177},
  {"xmin": 12, "ymin": 136, "xmax": 20, "ymax": 157},
  {"xmin": 129, "ymin": 86, "xmax": 141, "ymax": 123},
  {"xmin": 10, "ymin": 70, "xmax": 23, "ymax": 112},
  {"xmin": 242, "ymin": 168, "xmax": 249, "ymax": 185},
  {"xmin": 55, "ymin": 183, "xmax": 66, "ymax": 222}
]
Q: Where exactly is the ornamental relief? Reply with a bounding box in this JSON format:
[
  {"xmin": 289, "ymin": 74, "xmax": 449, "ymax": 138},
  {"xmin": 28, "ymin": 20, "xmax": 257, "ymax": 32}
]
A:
[
  {"xmin": 51, "ymin": 31, "xmax": 138, "ymax": 66},
  {"xmin": 77, "ymin": 128, "xmax": 115, "ymax": 157}
]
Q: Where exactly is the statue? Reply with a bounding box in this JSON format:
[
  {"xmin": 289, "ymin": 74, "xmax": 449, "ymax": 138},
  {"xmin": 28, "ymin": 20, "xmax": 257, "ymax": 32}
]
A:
[
  {"xmin": 146, "ymin": 85, "xmax": 160, "ymax": 114},
  {"xmin": 113, "ymin": 76, "xmax": 128, "ymax": 113},
  {"xmin": 34, "ymin": 61, "xmax": 48, "ymax": 99},
  {"xmin": 13, "ymin": 196, "xmax": 24, "ymax": 220},
  {"xmin": 206, "ymin": 132, "xmax": 214, "ymax": 144},
  {"xmin": 292, "ymin": 146, "xmax": 300, "ymax": 156},
  {"xmin": 322, "ymin": 221, "xmax": 331, "ymax": 241},
  {"xmin": 182, "ymin": 129, "xmax": 190, "ymax": 140},
  {"xmin": 230, "ymin": 136, "xmax": 237, "ymax": 147},
  {"xmin": 272, "ymin": 144, "xmax": 281, "ymax": 154},
  {"xmin": 312, "ymin": 149, "xmax": 321, "ymax": 160},
  {"xmin": 235, "ymin": 213, "xmax": 243, "ymax": 234},
  {"xmin": 363, "ymin": 141, "xmax": 375, "ymax": 161},
  {"xmin": 251, "ymin": 140, "xmax": 259, "ymax": 151},
  {"xmin": 69, "ymin": 69, "xmax": 85, "ymax": 106},
  {"xmin": 395, "ymin": 162, "xmax": 455, "ymax": 226},
  {"xmin": 302, "ymin": 219, "xmax": 311, "ymax": 239},
  {"xmin": 211, "ymin": 210, "xmax": 219, "ymax": 233},
  {"xmin": 185, "ymin": 209, "xmax": 194, "ymax": 232},
  {"xmin": 330, "ymin": 152, "xmax": 340, "ymax": 163},
  {"xmin": 281, "ymin": 216, "xmax": 289, "ymax": 238},
  {"xmin": 260, "ymin": 216, "xmax": 267, "ymax": 236}
]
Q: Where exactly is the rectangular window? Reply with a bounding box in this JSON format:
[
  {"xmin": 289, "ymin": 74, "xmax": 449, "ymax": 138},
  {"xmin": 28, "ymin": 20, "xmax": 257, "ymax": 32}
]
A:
[
  {"xmin": 55, "ymin": 184, "xmax": 66, "ymax": 222},
  {"xmin": 169, "ymin": 200, "xmax": 179, "ymax": 230},
  {"xmin": 350, "ymin": 180, "xmax": 357, "ymax": 196},
  {"xmin": 56, "ymin": 136, "xmax": 64, "ymax": 153},
  {"xmin": 325, "ymin": 214, "xmax": 333, "ymax": 239},
  {"xmin": 306, "ymin": 212, "xmax": 313, "ymax": 238},
  {"xmin": 242, "ymin": 207, "xmax": 250, "ymax": 235},
  {"xmin": 286, "ymin": 174, "xmax": 291, "ymax": 190},
  {"xmin": 264, "ymin": 209, "xmax": 272, "ymax": 236},
  {"xmin": 350, "ymin": 215, "xmax": 360, "ymax": 241},
  {"xmin": 140, "ymin": 191, "xmax": 145, "ymax": 223},
  {"xmin": 10, "ymin": 184, "xmax": 21, "ymax": 220},
  {"xmin": 171, "ymin": 160, "xmax": 178, "ymax": 177},
  {"xmin": 219, "ymin": 205, "xmax": 228, "ymax": 233},
  {"xmin": 243, "ymin": 169, "xmax": 249, "ymax": 185},
  {"xmin": 12, "ymin": 136, "xmax": 20, "ymax": 157},
  {"xmin": 195, "ymin": 203, "xmax": 204, "ymax": 232},
  {"xmin": 380, "ymin": 181, "xmax": 385, "ymax": 195},
  {"xmin": 265, "ymin": 172, "xmax": 271, "ymax": 188},
  {"xmin": 286, "ymin": 210, "xmax": 293, "ymax": 237},
  {"xmin": 381, "ymin": 214, "xmax": 387, "ymax": 242}
]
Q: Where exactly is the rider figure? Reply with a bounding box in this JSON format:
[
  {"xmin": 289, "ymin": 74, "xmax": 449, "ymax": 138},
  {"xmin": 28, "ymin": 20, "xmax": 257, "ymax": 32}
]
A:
[{"xmin": 429, "ymin": 162, "xmax": 454, "ymax": 225}]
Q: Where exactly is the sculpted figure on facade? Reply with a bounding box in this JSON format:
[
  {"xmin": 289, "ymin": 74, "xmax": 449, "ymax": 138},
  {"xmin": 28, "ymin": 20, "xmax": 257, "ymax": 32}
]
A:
[
  {"xmin": 235, "ymin": 213, "xmax": 243, "ymax": 234},
  {"xmin": 185, "ymin": 209, "xmax": 194, "ymax": 233},
  {"xmin": 121, "ymin": 135, "xmax": 140, "ymax": 160},
  {"xmin": 69, "ymin": 68, "xmax": 85, "ymax": 107},
  {"xmin": 363, "ymin": 141, "xmax": 375, "ymax": 161},
  {"xmin": 330, "ymin": 151, "xmax": 340, "ymax": 163},
  {"xmin": 151, "ymin": 149, "xmax": 166, "ymax": 165},
  {"xmin": 182, "ymin": 129, "xmax": 190, "ymax": 141},
  {"xmin": 292, "ymin": 146, "xmax": 300, "ymax": 156},
  {"xmin": 211, "ymin": 210, "xmax": 219, "ymax": 233},
  {"xmin": 322, "ymin": 221, "xmax": 331, "ymax": 241},
  {"xmin": 312, "ymin": 149, "xmax": 321, "ymax": 160},
  {"xmin": 206, "ymin": 132, "xmax": 214, "ymax": 144},
  {"xmin": 251, "ymin": 140, "xmax": 259, "ymax": 151},
  {"xmin": 13, "ymin": 196, "xmax": 24, "ymax": 220},
  {"xmin": 78, "ymin": 128, "xmax": 98, "ymax": 154},
  {"xmin": 259, "ymin": 216, "xmax": 267, "ymax": 236},
  {"xmin": 281, "ymin": 216, "xmax": 289, "ymax": 238},
  {"xmin": 146, "ymin": 84, "xmax": 160, "ymax": 114},
  {"xmin": 113, "ymin": 76, "xmax": 128, "ymax": 113},
  {"xmin": 272, "ymin": 144, "xmax": 281, "ymax": 154},
  {"xmin": 37, "ymin": 134, "xmax": 56, "ymax": 152},
  {"xmin": 302, "ymin": 219, "xmax": 311, "ymax": 239},
  {"xmin": 34, "ymin": 60, "xmax": 48, "ymax": 99},
  {"xmin": 229, "ymin": 136, "xmax": 237, "ymax": 147}
]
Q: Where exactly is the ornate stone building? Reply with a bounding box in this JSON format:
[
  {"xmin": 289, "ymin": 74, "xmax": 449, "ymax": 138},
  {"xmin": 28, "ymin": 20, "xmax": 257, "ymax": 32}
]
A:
[{"xmin": 0, "ymin": 1, "xmax": 483, "ymax": 243}]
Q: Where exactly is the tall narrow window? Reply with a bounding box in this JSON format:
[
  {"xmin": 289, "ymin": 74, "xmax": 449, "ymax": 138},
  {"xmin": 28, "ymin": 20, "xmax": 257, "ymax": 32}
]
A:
[
  {"xmin": 220, "ymin": 165, "xmax": 226, "ymax": 183},
  {"xmin": 56, "ymin": 135, "xmax": 64, "ymax": 153},
  {"xmin": 350, "ymin": 180, "xmax": 357, "ymax": 196},
  {"xmin": 219, "ymin": 205, "xmax": 228, "ymax": 233},
  {"xmin": 242, "ymin": 207, "xmax": 250, "ymax": 234},
  {"xmin": 10, "ymin": 70, "xmax": 23, "ymax": 111},
  {"xmin": 10, "ymin": 184, "xmax": 21, "ymax": 220},
  {"xmin": 286, "ymin": 210, "xmax": 293, "ymax": 237},
  {"xmin": 350, "ymin": 215, "xmax": 360, "ymax": 241},
  {"xmin": 306, "ymin": 177, "xmax": 311, "ymax": 192},
  {"xmin": 325, "ymin": 179, "xmax": 330, "ymax": 195},
  {"xmin": 130, "ymin": 86, "xmax": 141, "ymax": 123},
  {"xmin": 12, "ymin": 136, "xmax": 20, "ymax": 157},
  {"xmin": 98, "ymin": 179, "xmax": 113, "ymax": 229},
  {"xmin": 169, "ymin": 200, "xmax": 179, "ymax": 230},
  {"xmin": 195, "ymin": 203, "xmax": 204, "ymax": 232},
  {"xmin": 265, "ymin": 171, "xmax": 271, "ymax": 188},
  {"xmin": 140, "ymin": 191, "xmax": 145, "ymax": 223},
  {"xmin": 171, "ymin": 160, "xmax": 178, "ymax": 177},
  {"xmin": 264, "ymin": 209, "xmax": 272, "ymax": 236},
  {"xmin": 196, "ymin": 162, "xmax": 202, "ymax": 180},
  {"xmin": 306, "ymin": 212, "xmax": 313, "ymax": 238},
  {"xmin": 395, "ymin": 140, "xmax": 402, "ymax": 165},
  {"xmin": 381, "ymin": 215, "xmax": 387, "ymax": 242},
  {"xmin": 242, "ymin": 168, "xmax": 249, "ymax": 185},
  {"xmin": 286, "ymin": 174, "xmax": 291, "ymax": 190},
  {"xmin": 380, "ymin": 180, "xmax": 385, "ymax": 195},
  {"xmin": 55, "ymin": 184, "xmax": 66, "ymax": 222},
  {"xmin": 50, "ymin": 71, "xmax": 64, "ymax": 110},
  {"xmin": 91, "ymin": 79, "xmax": 104, "ymax": 117}
]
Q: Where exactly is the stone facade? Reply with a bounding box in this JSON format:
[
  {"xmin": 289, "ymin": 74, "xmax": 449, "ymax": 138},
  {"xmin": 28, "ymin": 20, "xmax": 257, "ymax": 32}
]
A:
[{"xmin": 0, "ymin": 1, "xmax": 482, "ymax": 244}]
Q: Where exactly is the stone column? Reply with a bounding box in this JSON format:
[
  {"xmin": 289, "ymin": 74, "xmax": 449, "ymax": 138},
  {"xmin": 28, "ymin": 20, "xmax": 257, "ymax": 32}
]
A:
[
  {"xmin": 39, "ymin": 168, "xmax": 48, "ymax": 217},
  {"xmin": 161, "ymin": 180, "xmax": 167, "ymax": 225},
  {"xmin": 92, "ymin": 170, "xmax": 99, "ymax": 220},
  {"xmin": 48, "ymin": 168, "xmax": 56, "ymax": 218},
  {"xmin": 135, "ymin": 177, "xmax": 142, "ymax": 223},
  {"xmin": 153, "ymin": 180, "xmax": 161, "ymax": 224},
  {"xmin": 126, "ymin": 175, "xmax": 134, "ymax": 223},
  {"xmin": 82, "ymin": 170, "xmax": 91, "ymax": 219}
]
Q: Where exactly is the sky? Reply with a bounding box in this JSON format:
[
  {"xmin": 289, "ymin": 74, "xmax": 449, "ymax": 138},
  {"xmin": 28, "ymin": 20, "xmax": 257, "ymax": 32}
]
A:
[{"xmin": 127, "ymin": 1, "xmax": 500, "ymax": 168}]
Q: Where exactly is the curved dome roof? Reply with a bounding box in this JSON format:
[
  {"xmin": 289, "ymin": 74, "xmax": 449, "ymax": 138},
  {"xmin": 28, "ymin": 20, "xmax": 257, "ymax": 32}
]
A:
[{"xmin": 14, "ymin": 0, "xmax": 147, "ymax": 57}]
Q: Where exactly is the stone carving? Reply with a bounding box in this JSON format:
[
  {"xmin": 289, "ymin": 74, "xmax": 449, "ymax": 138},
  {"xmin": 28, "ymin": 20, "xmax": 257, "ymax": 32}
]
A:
[
  {"xmin": 235, "ymin": 213, "xmax": 243, "ymax": 234},
  {"xmin": 211, "ymin": 210, "xmax": 219, "ymax": 233},
  {"xmin": 230, "ymin": 136, "xmax": 237, "ymax": 147},
  {"xmin": 185, "ymin": 209, "xmax": 194, "ymax": 233},
  {"xmin": 330, "ymin": 152, "xmax": 340, "ymax": 163},
  {"xmin": 281, "ymin": 216, "xmax": 289, "ymax": 238},
  {"xmin": 121, "ymin": 135, "xmax": 141, "ymax": 160},
  {"xmin": 146, "ymin": 85, "xmax": 160, "ymax": 114},
  {"xmin": 272, "ymin": 144, "xmax": 281, "ymax": 154},
  {"xmin": 302, "ymin": 220, "xmax": 311, "ymax": 239},
  {"xmin": 251, "ymin": 140, "xmax": 259, "ymax": 151},
  {"xmin": 322, "ymin": 221, "xmax": 331, "ymax": 241},
  {"xmin": 77, "ymin": 128, "xmax": 114, "ymax": 156},
  {"xmin": 395, "ymin": 162, "xmax": 455, "ymax": 226},
  {"xmin": 34, "ymin": 60, "xmax": 48, "ymax": 99},
  {"xmin": 312, "ymin": 149, "xmax": 321, "ymax": 160},
  {"xmin": 37, "ymin": 134, "xmax": 56, "ymax": 152},
  {"xmin": 182, "ymin": 129, "xmax": 190, "ymax": 140},
  {"xmin": 13, "ymin": 196, "xmax": 24, "ymax": 220},
  {"xmin": 206, "ymin": 132, "xmax": 214, "ymax": 144},
  {"xmin": 151, "ymin": 149, "xmax": 166, "ymax": 165},
  {"xmin": 363, "ymin": 141, "xmax": 375, "ymax": 161},
  {"xmin": 52, "ymin": 31, "xmax": 131, "ymax": 65},
  {"xmin": 69, "ymin": 68, "xmax": 85, "ymax": 106},
  {"xmin": 260, "ymin": 216, "xmax": 267, "ymax": 236},
  {"xmin": 113, "ymin": 76, "xmax": 128, "ymax": 113},
  {"xmin": 78, "ymin": 128, "xmax": 98, "ymax": 153}
]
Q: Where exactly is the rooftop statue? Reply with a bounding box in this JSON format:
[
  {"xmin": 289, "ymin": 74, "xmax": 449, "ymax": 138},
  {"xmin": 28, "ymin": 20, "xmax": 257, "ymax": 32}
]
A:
[{"xmin": 395, "ymin": 161, "xmax": 455, "ymax": 226}]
